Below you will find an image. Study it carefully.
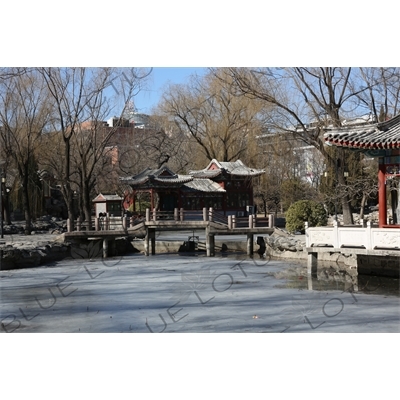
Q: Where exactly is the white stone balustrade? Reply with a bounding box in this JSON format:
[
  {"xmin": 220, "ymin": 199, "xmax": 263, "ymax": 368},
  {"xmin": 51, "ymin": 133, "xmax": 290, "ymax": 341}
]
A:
[{"xmin": 306, "ymin": 221, "xmax": 400, "ymax": 250}]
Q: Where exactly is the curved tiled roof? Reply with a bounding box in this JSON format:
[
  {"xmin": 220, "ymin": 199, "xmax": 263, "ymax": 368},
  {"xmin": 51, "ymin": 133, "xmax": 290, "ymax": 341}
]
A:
[
  {"xmin": 189, "ymin": 159, "xmax": 265, "ymax": 177},
  {"xmin": 324, "ymin": 114, "xmax": 400, "ymax": 150},
  {"xmin": 182, "ymin": 179, "xmax": 226, "ymax": 193},
  {"xmin": 120, "ymin": 159, "xmax": 264, "ymax": 190},
  {"xmin": 153, "ymin": 175, "xmax": 193, "ymax": 184},
  {"xmin": 120, "ymin": 166, "xmax": 193, "ymax": 187},
  {"xmin": 189, "ymin": 169, "xmax": 222, "ymax": 179}
]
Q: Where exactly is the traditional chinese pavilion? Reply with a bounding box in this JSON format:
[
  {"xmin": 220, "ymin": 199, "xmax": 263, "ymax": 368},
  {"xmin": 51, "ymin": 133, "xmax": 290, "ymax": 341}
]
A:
[
  {"xmin": 120, "ymin": 159, "xmax": 264, "ymax": 216},
  {"xmin": 324, "ymin": 114, "xmax": 400, "ymax": 228}
]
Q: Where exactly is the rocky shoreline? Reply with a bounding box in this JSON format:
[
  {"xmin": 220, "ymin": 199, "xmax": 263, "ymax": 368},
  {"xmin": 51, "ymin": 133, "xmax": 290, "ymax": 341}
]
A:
[
  {"xmin": 0, "ymin": 234, "xmax": 69, "ymax": 270},
  {"xmin": 0, "ymin": 218, "xmax": 69, "ymax": 269},
  {"xmin": 0, "ymin": 232, "xmax": 139, "ymax": 270},
  {"xmin": 2, "ymin": 216, "xmax": 67, "ymax": 235}
]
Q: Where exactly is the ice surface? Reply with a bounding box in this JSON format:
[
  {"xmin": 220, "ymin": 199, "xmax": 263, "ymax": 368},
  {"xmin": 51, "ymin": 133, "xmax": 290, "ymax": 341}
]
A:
[{"xmin": 1, "ymin": 253, "xmax": 399, "ymax": 333}]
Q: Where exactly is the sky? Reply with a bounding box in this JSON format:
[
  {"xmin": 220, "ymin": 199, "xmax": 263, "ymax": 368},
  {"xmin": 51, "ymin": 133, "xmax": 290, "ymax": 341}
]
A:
[{"xmin": 133, "ymin": 67, "xmax": 207, "ymax": 114}]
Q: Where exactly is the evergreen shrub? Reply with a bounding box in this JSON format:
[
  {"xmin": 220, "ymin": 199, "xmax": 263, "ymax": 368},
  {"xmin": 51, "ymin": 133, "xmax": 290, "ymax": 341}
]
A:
[{"xmin": 285, "ymin": 200, "xmax": 327, "ymax": 233}]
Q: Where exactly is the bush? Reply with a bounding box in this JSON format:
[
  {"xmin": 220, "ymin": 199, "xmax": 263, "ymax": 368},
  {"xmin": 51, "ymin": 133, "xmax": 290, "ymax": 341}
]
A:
[{"xmin": 285, "ymin": 200, "xmax": 327, "ymax": 233}]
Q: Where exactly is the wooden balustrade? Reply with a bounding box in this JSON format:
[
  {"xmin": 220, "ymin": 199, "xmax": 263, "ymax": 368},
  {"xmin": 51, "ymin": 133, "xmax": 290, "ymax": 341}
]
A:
[
  {"xmin": 66, "ymin": 208, "xmax": 274, "ymax": 232},
  {"xmin": 67, "ymin": 215, "xmax": 126, "ymax": 232}
]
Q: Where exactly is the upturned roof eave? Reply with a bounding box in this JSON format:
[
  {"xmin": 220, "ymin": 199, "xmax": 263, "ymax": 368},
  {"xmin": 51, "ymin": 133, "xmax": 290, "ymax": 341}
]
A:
[
  {"xmin": 189, "ymin": 159, "xmax": 265, "ymax": 178},
  {"xmin": 323, "ymin": 114, "xmax": 400, "ymax": 150}
]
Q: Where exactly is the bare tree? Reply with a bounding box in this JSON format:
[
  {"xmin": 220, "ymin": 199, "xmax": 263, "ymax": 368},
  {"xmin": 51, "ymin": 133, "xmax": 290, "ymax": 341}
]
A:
[
  {"xmin": 160, "ymin": 69, "xmax": 265, "ymax": 164},
  {"xmin": 39, "ymin": 67, "xmax": 92, "ymax": 229},
  {"xmin": 219, "ymin": 67, "xmax": 390, "ymax": 224},
  {"xmin": 0, "ymin": 68, "xmax": 28, "ymax": 82},
  {"xmin": 357, "ymin": 67, "xmax": 400, "ymax": 121},
  {"xmin": 113, "ymin": 112, "xmax": 195, "ymax": 179},
  {"xmin": 39, "ymin": 67, "xmax": 151, "ymax": 229},
  {"xmin": 139, "ymin": 114, "xmax": 194, "ymax": 172},
  {"xmin": 0, "ymin": 69, "xmax": 51, "ymax": 233}
]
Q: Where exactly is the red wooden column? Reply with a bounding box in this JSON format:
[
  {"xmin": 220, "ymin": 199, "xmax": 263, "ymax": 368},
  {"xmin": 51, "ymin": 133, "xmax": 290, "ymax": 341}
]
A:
[{"xmin": 378, "ymin": 159, "xmax": 387, "ymax": 227}]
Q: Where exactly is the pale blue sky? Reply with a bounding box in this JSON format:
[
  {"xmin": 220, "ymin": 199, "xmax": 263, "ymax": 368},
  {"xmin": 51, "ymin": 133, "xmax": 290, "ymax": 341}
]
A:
[{"xmin": 133, "ymin": 67, "xmax": 207, "ymax": 114}]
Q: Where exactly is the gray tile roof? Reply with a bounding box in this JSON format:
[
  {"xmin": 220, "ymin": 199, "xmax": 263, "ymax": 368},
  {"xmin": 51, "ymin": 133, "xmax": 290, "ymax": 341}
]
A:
[
  {"xmin": 120, "ymin": 160, "xmax": 264, "ymax": 191},
  {"xmin": 324, "ymin": 114, "xmax": 400, "ymax": 149},
  {"xmin": 182, "ymin": 179, "xmax": 226, "ymax": 193},
  {"xmin": 93, "ymin": 193, "xmax": 122, "ymax": 202},
  {"xmin": 189, "ymin": 159, "xmax": 265, "ymax": 177},
  {"xmin": 120, "ymin": 166, "xmax": 193, "ymax": 186},
  {"xmin": 189, "ymin": 169, "xmax": 222, "ymax": 179}
]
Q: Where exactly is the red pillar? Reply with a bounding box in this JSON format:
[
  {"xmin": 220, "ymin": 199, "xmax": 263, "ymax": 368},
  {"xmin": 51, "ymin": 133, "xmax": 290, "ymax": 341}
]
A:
[{"xmin": 378, "ymin": 160, "xmax": 387, "ymax": 227}]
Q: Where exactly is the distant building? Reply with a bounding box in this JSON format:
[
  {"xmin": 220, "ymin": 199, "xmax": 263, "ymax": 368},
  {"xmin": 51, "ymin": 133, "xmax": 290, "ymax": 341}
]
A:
[
  {"xmin": 107, "ymin": 112, "xmax": 151, "ymax": 129},
  {"xmin": 92, "ymin": 193, "xmax": 123, "ymax": 217},
  {"xmin": 106, "ymin": 117, "xmax": 131, "ymax": 128}
]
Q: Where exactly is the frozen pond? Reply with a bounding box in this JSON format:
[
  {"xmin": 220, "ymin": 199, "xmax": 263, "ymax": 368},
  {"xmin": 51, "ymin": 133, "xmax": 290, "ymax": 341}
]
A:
[{"xmin": 1, "ymin": 252, "xmax": 399, "ymax": 333}]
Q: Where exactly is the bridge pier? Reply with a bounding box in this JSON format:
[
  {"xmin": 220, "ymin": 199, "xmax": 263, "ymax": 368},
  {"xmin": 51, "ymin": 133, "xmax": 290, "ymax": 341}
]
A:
[
  {"xmin": 247, "ymin": 234, "xmax": 254, "ymax": 256},
  {"xmin": 144, "ymin": 228, "xmax": 156, "ymax": 256},
  {"xmin": 102, "ymin": 238, "xmax": 116, "ymax": 258},
  {"xmin": 307, "ymin": 251, "xmax": 318, "ymax": 274},
  {"xmin": 206, "ymin": 227, "xmax": 215, "ymax": 256},
  {"xmin": 103, "ymin": 238, "xmax": 108, "ymax": 258}
]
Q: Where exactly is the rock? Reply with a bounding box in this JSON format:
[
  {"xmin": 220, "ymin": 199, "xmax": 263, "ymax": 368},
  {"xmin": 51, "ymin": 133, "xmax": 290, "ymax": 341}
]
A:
[
  {"xmin": 3, "ymin": 225, "xmax": 23, "ymax": 234},
  {"xmin": 263, "ymin": 228, "xmax": 306, "ymax": 260},
  {"xmin": 52, "ymin": 233, "xmax": 66, "ymax": 243},
  {"xmin": 0, "ymin": 230, "xmax": 136, "ymax": 270},
  {"xmin": 265, "ymin": 232, "xmax": 305, "ymax": 253},
  {"xmin": 0, "ymin": 236, "xmax": 70, "ymax": 270}
]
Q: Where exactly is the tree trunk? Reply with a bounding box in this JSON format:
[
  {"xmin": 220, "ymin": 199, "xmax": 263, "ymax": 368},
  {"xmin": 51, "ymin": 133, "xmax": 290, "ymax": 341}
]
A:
[
  {"xmin": 63, "ymin": 138, "xmax": 75, "ymax": 231},
  {"xmin": 4, "ymin": 190, "xmax": 11, "ymax": 225},
  {"xmin": 21, "ymin": 174, "xmax": 32, "ymax": 234},
  {"xmin": 82, "ymin": 179, "xmax": 92, "ymax": 230},
  {"xmin": 341, "ymin": 196, "xmax": 354, "ymax": 225},
  {"xmin": 359, "ymin": 193, "xmax": 367, "ymax": 221},
  {"xmin": 325, "ymin": 145, "xmax": 354, "ymax": 226},
  {"xmin": 336, "ymin": 154, "xmax": 354, "ymax": 225},
  {"xmin": 62, "ymin": 184, "xmax": 75, "ymax": 231},
  {"xmin": 78, "ymin": 180, "xmax": 85, "ymax": 222}
]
